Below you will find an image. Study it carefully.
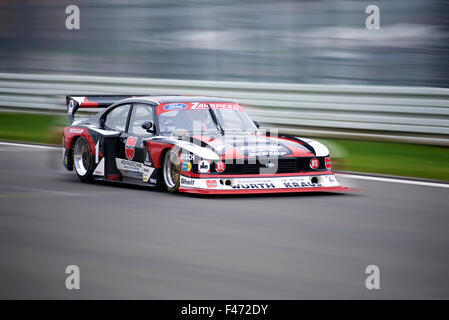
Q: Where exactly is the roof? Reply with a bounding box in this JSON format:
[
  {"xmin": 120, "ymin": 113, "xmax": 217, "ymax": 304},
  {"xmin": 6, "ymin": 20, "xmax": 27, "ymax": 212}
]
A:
[
  {"xmin": 130, "ymin": 95, "xmax": 237, "ymax": 105},
  {"xmin": 84, "ymin": 95, "xmax": 241, "ymax": 125}
]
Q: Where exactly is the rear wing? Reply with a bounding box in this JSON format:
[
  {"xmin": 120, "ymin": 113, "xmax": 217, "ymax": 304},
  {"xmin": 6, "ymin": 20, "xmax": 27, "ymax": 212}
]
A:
[{"xmin": 66, "ymin": 95, "xmax": 138, "ymax": 124}]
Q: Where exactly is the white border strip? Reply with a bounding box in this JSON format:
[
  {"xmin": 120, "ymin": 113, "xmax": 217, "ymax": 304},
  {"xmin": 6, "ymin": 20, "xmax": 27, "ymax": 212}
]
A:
[
  {"xmin": 339, "ymin": 174, "xmax": 449, "ymax": 189},
  {"xmin": 0, "ymin": 141, "xmax": 60, "ymax": 150},
  {"xmin": 2, "ymin": 141, "xmax": 449, "ymax": 189}
]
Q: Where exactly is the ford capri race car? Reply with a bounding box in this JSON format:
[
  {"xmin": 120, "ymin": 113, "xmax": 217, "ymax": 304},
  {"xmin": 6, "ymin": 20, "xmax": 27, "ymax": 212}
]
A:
[{"xmin": 62, "ymin": 95, "xmax": 348, "ymax": 194}]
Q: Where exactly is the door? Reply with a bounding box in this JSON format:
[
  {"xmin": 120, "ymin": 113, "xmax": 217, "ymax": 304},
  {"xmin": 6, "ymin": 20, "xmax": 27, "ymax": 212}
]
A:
[
  {"xmin": 101, "ymin": 103, "xmax": 132, "ymax": 179},
  {"xmin": 117, "ymin": 103, "xmax": 156, "ymax": 179}
]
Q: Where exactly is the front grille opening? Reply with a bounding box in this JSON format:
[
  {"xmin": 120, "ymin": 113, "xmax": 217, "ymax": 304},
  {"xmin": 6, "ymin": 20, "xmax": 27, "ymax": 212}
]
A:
[
  {"xmin": 222, "ymin": 157, "xmax": 327, "ymax": 174},
  {"xmin": 194, "ymin": 157, "xmax": 329, "ymax": 174}
]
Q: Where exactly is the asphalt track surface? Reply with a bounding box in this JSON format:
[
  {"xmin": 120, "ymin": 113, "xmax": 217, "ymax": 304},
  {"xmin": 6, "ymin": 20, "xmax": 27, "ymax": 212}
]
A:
[{"xmin": 0, "ymin": 142, "xmax": 448, "ymax": 299}]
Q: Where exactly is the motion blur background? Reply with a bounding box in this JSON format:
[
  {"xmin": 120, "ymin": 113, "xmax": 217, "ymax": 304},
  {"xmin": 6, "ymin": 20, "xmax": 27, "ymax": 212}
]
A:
[
  {"xmin": 1, "ymin": 0, "xmax": 449, "ymax": 86},
  {"xmin": 1, "ymin": 0, "xmax": 449, "ymax": 300}
]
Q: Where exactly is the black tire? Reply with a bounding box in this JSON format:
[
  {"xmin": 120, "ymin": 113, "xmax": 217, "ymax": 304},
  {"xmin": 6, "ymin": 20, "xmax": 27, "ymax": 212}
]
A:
[
  {"xmin": 73, "ymin": 137, "xmax": 94, "ymax": 182},
  {"xmin": 162, "ymin": 148, "xmax": 181, "ymax": 192}
]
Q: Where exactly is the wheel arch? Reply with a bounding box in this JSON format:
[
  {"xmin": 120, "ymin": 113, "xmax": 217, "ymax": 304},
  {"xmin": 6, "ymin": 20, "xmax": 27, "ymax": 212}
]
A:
[
  {"xmin": 161, "ymin": 147, "xmax": 182, "ymax": 192},
  {"xmin": 63, "ymin": 134, "xmax": 81, "ymax": 171},
  {"xmin": 72, "ymin": 136, "xmax": 95, "ymax": 182}
]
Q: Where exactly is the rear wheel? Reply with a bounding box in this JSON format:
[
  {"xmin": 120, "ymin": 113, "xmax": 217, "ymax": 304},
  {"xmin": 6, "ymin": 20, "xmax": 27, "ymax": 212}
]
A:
[
  {"xmin": 162, "ymin": 149, "xmax": 181, "ymax": 192},
  {"xmin": 73, "ymin": 137, "xmax": 94, "ymax": 182}
]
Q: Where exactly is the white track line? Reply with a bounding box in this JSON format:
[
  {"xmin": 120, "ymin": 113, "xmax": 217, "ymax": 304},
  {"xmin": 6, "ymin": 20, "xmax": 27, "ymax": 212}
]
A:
[
  {"xmin": 338, "ymin": 174, "xmax": 449, "ymax": 189},
  {"xmin": 0, "ymin": 141, "xmax": 60, "ymax": 150},
  {"xmin": 2, "ymin": 141, "xmax": 449, "ymax": 189}
]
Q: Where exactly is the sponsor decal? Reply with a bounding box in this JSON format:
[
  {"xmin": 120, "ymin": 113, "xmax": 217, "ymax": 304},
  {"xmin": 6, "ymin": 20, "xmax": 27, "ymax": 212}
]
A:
[
  {"xmin": 280, "ymin": 176, "xmax": 322, "ymax": 187},
  {"xmin": 206, "ymin": 180, "xmax": 217, "ymax": 188},
  {"xmin": 283, "ymin": 181, "xmax": 321, "ymax": 188},
  {"xmin": 181, "ymin": 177, "xmax": 195, "ymax": 186},
  {"xmin": 125, "ymin": 171, "xmax": 142, "ymax": 179},
  {"xmin": 180, "ymin": 153, "xmax": 195, "ymax": 161},
  {"xmin": 325, "ymin": 157, "xmax": 332, "ymax": 170},
  {"xmin": 125, "ymin": 136, "xmax": 138, "ymax": 160},
  {"xmin": 117, "ymin": 159, "xmax": 142, "ymax": 172},
  {"xmin": 163, "ymin": 103, "xmax": 188, "ymax": 111},
  {"xmin": 142, "ymin": 166, "xmax": 154, "ymax": 182},
  {"xmin": 157, "ymin": 102, "xmax": 242, "ymax": 115},
  {"xmin": 222, "ymin": 136, "xmax": 260, "ymax": 145},
  {"xmin": 329, "ymin": 175, "xmax": 336, "ymax": 183},
  {"xmin": 215, "ymin": 161, "xmax": 226, "ymax": 173},
  {"xmin": 231, "ymin": 182, "xmax": 276, "ymax": 189},
  {"xmin": 239, "ymin": 144, "xmax": 288, "ymax": 157},
  {"xmin": 310, "ymin": 158, "xmax": 319, "ymax": 169},
  {"xmin": 281, "ymin": 177, "xmax": 306, "ymax": 183},
  {"xmin": 250, "ymin": 151, "xmax": 287, "ymax": 157},
  {"xmin": 69, "ymin": 128, "xmax": 84, "ymax": 134},
  {"xmin": 191, "ymin": 103, "xmax": 241, "ymax": 110},
  {"xmin": 198, "ymin": 160, "xmax": 210, "ymax": 173},
  {"xmin": 182, "ymin": 161, "xmax": 192, "ymax": 172}
]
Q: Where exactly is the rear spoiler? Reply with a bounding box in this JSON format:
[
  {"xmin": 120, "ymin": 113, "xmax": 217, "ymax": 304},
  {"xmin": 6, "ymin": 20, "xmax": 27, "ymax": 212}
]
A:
[{"xmin": 66, "ymin": 95, "xmax": 138, "ymax": 124}]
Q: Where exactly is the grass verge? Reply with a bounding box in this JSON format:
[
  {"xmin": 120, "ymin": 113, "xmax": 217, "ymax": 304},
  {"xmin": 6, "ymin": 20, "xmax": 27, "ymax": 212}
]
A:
[
  {"xmin": 319, "ymin": 138, "xmax": 449, "ymax": 182},
  {"xmin": 0, "ymin": 112, "xmax": 65, "ymax": 145}
]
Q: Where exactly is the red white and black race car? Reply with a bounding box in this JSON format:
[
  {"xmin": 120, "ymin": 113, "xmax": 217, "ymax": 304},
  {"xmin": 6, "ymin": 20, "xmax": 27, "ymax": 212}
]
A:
[{"xmin": 63, "ymin": 95, "xmax": 348, "ymax": 194}]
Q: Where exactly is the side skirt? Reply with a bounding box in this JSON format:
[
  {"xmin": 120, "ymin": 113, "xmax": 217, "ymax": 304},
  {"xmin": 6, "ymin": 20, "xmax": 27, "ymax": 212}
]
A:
[{"xmin": 93, "ymin": 176, "xmax": 159, "ymax": 188}]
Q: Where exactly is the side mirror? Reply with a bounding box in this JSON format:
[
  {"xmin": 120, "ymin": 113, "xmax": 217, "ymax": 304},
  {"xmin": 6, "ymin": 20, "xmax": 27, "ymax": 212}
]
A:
[
  {"xmin": 142, "ymin": 121, "xmax": 155, "ymax": 133},
  {"xmin": 100, "ymin": 116, "xmax": 106, "ymax": 129},
  {"xmin": 253, "ymin": 120, "xmax": 261, "ymax": 128}
]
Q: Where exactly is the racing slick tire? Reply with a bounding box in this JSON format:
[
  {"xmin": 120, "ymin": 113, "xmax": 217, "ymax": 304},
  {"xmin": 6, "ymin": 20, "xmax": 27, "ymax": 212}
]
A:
[
  {"xmin": 73, "ymin": 137, "xmax": 94, "ymax": 183},
  {"xmin": 162, "ymin": 148, "xmax": 181, "ymax": 193}
]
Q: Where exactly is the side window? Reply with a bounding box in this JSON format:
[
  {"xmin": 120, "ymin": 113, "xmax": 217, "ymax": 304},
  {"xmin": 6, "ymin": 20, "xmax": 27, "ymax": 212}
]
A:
[
  {"xmin": 104, "ymin": 104, "xmax": 131, "ymax": 131},
  {"xmin": 128, "ymin": 104, "xmax": 154, "ymax": 135}
]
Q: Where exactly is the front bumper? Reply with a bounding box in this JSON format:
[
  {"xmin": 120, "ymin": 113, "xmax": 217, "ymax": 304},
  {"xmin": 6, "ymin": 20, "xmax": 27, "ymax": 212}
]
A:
[{"xmin": 179, "ymin": 173, "xmax": 349, "ymax": 194}]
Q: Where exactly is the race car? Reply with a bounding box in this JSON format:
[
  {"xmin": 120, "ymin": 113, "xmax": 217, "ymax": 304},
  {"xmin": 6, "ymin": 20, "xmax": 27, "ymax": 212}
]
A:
[{"xmin": 62, "ymin": 95, "xmax": 348, "ymax": 194}]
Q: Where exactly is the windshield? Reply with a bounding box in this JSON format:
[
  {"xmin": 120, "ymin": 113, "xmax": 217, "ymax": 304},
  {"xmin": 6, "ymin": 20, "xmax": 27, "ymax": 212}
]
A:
[
  {"xmin": 214, "ymin": 108, "xmax": 257, "ymax": 132},
  {"xmin": 157, "ymin": 102, "xmax": 257, "ymax": 136}
]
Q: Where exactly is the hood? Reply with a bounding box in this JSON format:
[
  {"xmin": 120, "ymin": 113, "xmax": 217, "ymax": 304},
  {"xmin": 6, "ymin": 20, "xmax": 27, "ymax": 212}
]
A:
[{"xmin": 188, "ymin": 133, "xmax": 316, "ymax": 159}]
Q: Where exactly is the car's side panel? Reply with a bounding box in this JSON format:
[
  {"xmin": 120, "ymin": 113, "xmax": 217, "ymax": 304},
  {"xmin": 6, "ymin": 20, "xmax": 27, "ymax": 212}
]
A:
[
  {"xmin": 115, "ymin": 135, "xmax": 146, "ymax": 180},
  {"xmin": 63, "ymin": 126, "xmax": 101, "ymax": 172},
  {"xmin": 63, "ymin": 125, "xmax": 122, "ymax": 179},
  {"xmin": 63, "ymin": 126, "xmax": 100, "ymax": 156}
]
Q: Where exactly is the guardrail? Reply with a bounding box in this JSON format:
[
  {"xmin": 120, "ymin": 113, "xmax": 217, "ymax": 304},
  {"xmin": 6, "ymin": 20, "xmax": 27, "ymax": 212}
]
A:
[{"xmin": 1, "ymin": 73, "xmax": 449, "ymax": 145}]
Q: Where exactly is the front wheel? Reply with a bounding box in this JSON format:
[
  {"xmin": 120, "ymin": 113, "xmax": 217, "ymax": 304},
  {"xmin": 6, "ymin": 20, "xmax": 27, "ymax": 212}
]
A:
[
  {"xmin": 162, "ymin": 148, "xmax": 181, "ymax": 192},
  {"xmin": 73, "ymin": 137, "xmax": 94, "ymax": 182}
]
